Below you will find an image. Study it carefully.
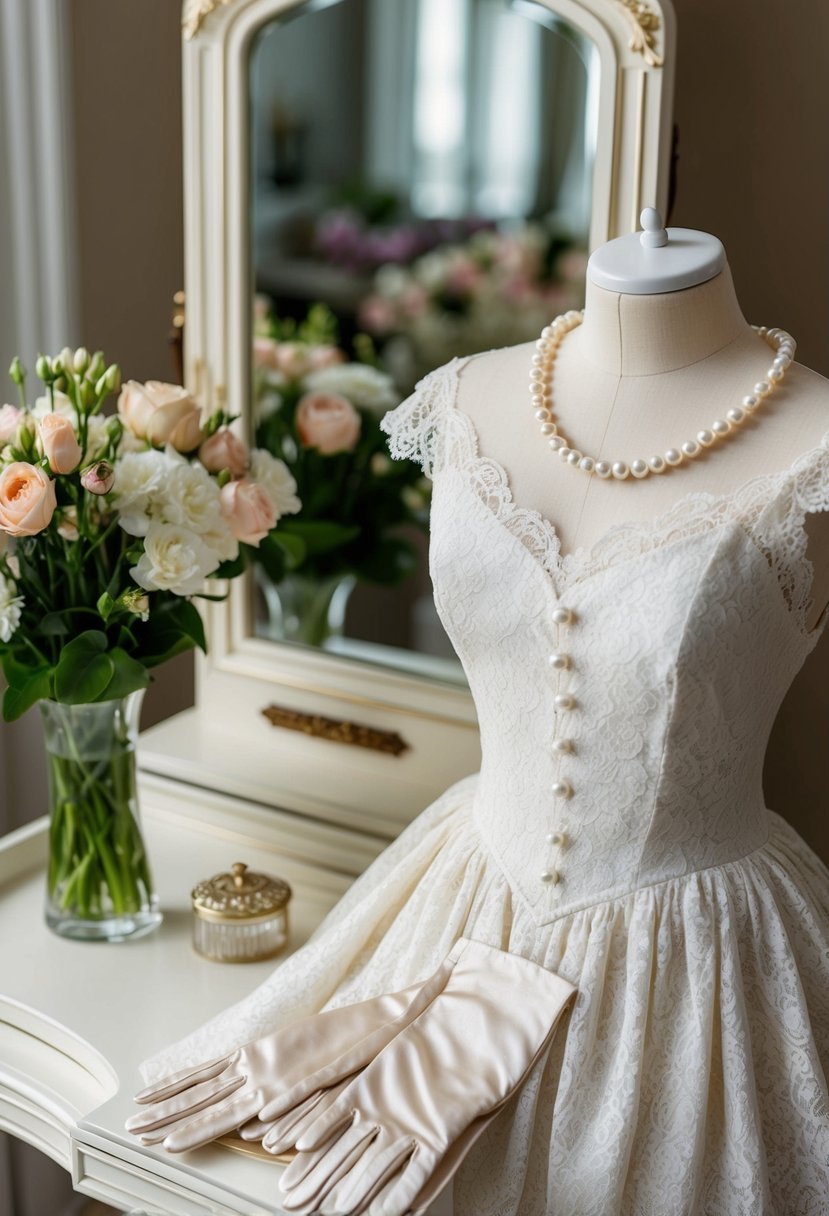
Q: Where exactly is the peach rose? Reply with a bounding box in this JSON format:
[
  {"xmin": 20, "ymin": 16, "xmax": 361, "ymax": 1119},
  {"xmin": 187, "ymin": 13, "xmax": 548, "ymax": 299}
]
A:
[
  {"xmin": 275, "ymin": 342, "xmax": 344, "ymax": 380},
  {"xmin": 0, "ymin": 462, "xmax": 57, "ymax": 536},
  {"xmin": 199, "ymin": 427, "xmax": 249, "ymax": 478},
  {"xmin": 117, "ymin": 380, "xmax": 204, "ymax": 452},
  {"xmin": 37, "ymin": 413, "xmax": 82, "ymax": 474},
  {"xmin": 253, "ymin": 337, "xmax": 281, "ymax": 371},
  {"xmin": 295, "ymin": 391, "xmax": 361, "ymax": 455},
  {"xmin": 0, "ymin": 405, "xmax": 23, "ymax": 444},
  {"xmin": 219, "ymin": 478, "xmax": 276, "ymax": 546}
]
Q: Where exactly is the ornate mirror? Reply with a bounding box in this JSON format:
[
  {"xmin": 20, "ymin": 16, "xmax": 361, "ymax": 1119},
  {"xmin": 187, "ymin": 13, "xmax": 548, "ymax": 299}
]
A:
[{"xmin": 179, "ymin": 0, "xmax": 675, "ymax": 821}]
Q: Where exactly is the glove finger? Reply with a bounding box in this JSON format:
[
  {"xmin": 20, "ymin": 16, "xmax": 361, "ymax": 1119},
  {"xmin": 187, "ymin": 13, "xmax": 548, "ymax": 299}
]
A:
[
  {"xmin": 294, "ymin": 1086, "xmax": 367, "ymax": 1153},
  {"xmin": 332, "ymin": 1137, "xmax": 415, "ymax": 1216},
  {"xmin": 280, "ymin": 1122, "xmax": 377, "ymax": 1209},
  {"xmin": 162, "ymin": 1091, "xmax": 264, "ymax": 1153},
  {"xmin": 133, "ymin": 1054, "xmax": 232, "ymax": 1104},
  {"xmin": 238, "ymin": 1114, "xmax": 274, "ymax": 1142},
  {"xmin": 263, "ymin": 1080, "xmax": 353, "ymax": 1155},
  {"xmin": 368, "ymin": 1149, "xmax": 429, "ymax": 1216},
  {"xmin": 126, "ymin": 1072, "xmax": 242, "ymax": 1134}
]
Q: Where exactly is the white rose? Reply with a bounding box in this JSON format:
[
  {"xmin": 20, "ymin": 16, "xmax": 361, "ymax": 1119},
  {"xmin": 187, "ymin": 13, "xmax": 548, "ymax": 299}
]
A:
[
  {"xmin": 302, "ymin": 364, "xmax": 398, "ymax": 415},
  {"xmin": 130, "ymin": 522, "xmax": 220, "ymax": 596},
  {"xmin": 31, "ymin": 391, "xmax": 76, "ymax": 422},
  {"xmin": 200, "ymin": 521, "xmax": 240, "ymax": 564},
  {"xmin": 84, "ymin": 413, "xmax": 110, "ymax": 460},
  {"xmin": 0, "ymin": 570, "xmax": 24, "ymax": 642},
  {"xmin": 112, "ymin": 449, "xmax": 175, "ymax": 537},
  {"xmin": 249, "ymin": 449, "xmax": 301, "ymax": 517},
  {"xmin": 158, "ymin": 459, "xmax": 224, "ymax": 536}
]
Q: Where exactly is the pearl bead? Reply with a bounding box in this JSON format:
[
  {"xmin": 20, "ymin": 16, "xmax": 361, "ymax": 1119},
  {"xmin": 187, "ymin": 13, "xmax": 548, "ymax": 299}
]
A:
[
  {"xmin": 548, "ymin": 652, "xmax": 571, "ymax": 670},
  {"xmin": 697, "ymin": 429, "xmax": 715, "ymax": 447},
  {"xmin": 769, "ymin": 367, "xmax": 785, "ymax": 383},
  {"xmin": 579, "ymin": 456, "xmax": 595, "ymax": 473},
  {"xmin": 648, "ymin": 455, "xmax": 666, "ymax": 474},
  {"xmin": 726, "ymin": 407, "xmax": 744, "ymax": 425},
  {"xmin": 566, "ymin": 449, "xmax": 582, "ymax": 466},
  {"xmin": 595, "ymin": 461, "xmax": 612, "ymax": 479},
  {"xmin": 712, "ymin": 419, "xmax": 730, "ymax": 437},
  {"xmin": 534, "ymin": 409, "xmax": 551, "ymax": 423},
  {"xmin": 558, "ymin": 447, "xmax": 571, "ymax": 461},
  {"xmin": 754, "ymin": 381, "xmax": 771, "ymax": 397},
  {"xmin": 540, "ymin": 869, "xmax": 560, "ymax": 885},
  {"xmin": 552, "ymin": 738, "xmax": 574, "ymax": 753},
  {"xmin": 554, "ymin": 692, "xmax": 576, "ymax": 710},
  {"xmin": 630, "ymin": 459, "xmax": 649, "ymax": 479},
  {"xmin": 551, "ymin": 606, "xmax": 573, "ymax": 624},
  {"xmin": 546, "ymin": 830, "xmax": 568, "ymax": 846},
  {"xmin": 541, "ymin": 326, "xmax": 553, "ymax": 340},
  {"xmin": 665, "ymin": 448, "xmax": 683, "ymax": 466},
  {"xmin": 682, "ymin": 440, "xmax": 700, "ymax": 458},
  {"xmin": 774, "ymin": 356, "xmax": 791, "ymax": 371},
  {"xmin": 548, "ymin": 436, "xmax": 565, "ymax": 450},
  {"xmin": 540, "ymin": 423, "xmax": 557, "ymax": 436},
  {"xmin": 742, "ymin": 394, "xmax": 760, "ymax": 411},
  {"xmin": 531, "ymin": 353, "xmax": 543, "ymax": 367},
  {"xmin": 551, "ymin": 779, "xmax": 572, "ymax": 799},
  {"xmin": 530, "ymin": 367, "xmax": 544, "ymax": 382},
  {"xmin": 531, "ymin": 394, "xmax": 545, "ymax": 409},
  {"xmin": 611, "ymin": 461, "xmax": 629, "ymax": 480}
]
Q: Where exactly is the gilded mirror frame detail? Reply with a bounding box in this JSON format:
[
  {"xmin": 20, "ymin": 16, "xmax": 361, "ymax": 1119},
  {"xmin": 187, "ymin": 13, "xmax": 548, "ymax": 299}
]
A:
[{"xmin": 180, "ymin": 0, "xmax": 676, "ymax": 813}]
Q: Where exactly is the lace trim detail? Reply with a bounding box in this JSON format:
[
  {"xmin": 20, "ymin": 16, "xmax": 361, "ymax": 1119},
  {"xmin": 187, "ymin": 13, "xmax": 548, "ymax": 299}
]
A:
[{"xmin": 381, "ymin": 356, "xmax": 829, "ymax": 633}]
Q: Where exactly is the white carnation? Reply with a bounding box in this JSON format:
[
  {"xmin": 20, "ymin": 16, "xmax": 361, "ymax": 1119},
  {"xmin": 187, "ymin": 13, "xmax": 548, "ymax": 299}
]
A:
[
  {"xmin": 302, "ymin": 364, "xmax": 398, "ymax": 415},
  {"xmin": 130, "ymin": 522, "xmax": 220, "ymax": 596},
  {"xmin": 0, "ymin": 570, "xmax": 24, "ymax": 642},
  {"xmin": 112, "ymin": 449, "xmax": 175, "ymax": 537},
  {"xmin": 159, "ymin": 459, "xmax": 224, "ymax": 536},
  {"xmin": 249, "ymin": 450, "xmax": 301, "ymax": 517}
]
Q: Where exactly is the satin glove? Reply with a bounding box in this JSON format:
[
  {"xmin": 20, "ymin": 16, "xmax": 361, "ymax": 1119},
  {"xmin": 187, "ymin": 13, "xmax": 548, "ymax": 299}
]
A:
[
  {"xmin": 126, "ymin": 940, "xmax": 469, "ymax": 1153},
  {"xmin": 236, "ymin": 1078, "xmax": 352, "ymax": 1153},
  {"xmin": 278, "ymin": 939, "xmax": 576, "ymax": 1216}
]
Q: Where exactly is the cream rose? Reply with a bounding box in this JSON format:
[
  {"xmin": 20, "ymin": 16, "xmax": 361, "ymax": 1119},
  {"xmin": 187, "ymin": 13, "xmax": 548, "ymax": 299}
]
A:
[
  {"xmin": 0, "ymin": 462, "xmax": 57, "ymax": 536},
  {"xmin": 38, "ymin": 413, "xmax": 82, "ymax": 474},
  {"xmin": 0, "ymin": 405, "xmax": 23, "ymax": 444},
  {"xmin": 295, "ymin": 391, "xmax": 361, "ymax": 454},
  {"xmin": 276, "ymin": 343, "xmax": 344, "ymax": 380},
  {"xmin": 199, "ymin": 427, "xmax": 249, "ymax": 478},
  {"xmin": 249, "ymin": 449, "xmax": 301, "ymax": 516},
  {"xmin": 130, "ymin": 522, "xmax": 220, "ymax": 595},
  {"xmin": 219, "ymin": 478, "xmax": 277, "ymax": 546},
  {"xmin": 118, "ymin": 381, "xmax": 205, "ymax": 452}
]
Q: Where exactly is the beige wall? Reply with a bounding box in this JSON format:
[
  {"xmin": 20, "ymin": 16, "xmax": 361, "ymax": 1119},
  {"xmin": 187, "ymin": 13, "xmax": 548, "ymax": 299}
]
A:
[{"xmin": 670, "ymin": 0, "xmax": 829, "ymax": 860}]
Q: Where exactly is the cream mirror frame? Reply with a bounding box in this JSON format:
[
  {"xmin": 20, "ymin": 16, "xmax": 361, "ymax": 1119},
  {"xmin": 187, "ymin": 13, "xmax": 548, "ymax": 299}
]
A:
[{"xmin": 179, "ymin": 0, "xmax": 675, "ymax": 827}]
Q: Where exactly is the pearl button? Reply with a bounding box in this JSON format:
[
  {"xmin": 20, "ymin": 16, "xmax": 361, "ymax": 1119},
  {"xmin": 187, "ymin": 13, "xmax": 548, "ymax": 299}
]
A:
[
  {"xmin": 552, "ymin": 606, "xmax": 573, "ymax": 625},
  {"xmin": 554, "ymin": 692, "xmax": 576, "ymax": 710},
  {"xmin": 552, "ymin": 738, "xmax": 574, "ymax": 753},
  {"xmin": 551, "ymin": 779, "xmax": 572, "ymax": 799},
  {"xmin": 546, "ymin": 830, "xmax": 568, "ymax": 847},
  {"xmin": 540, "ymin": 868, "xmax": 560, "ymax": 885},
  {"xmin": 548, "ymin": 652, "xmax": 571, "ymax": 670}
]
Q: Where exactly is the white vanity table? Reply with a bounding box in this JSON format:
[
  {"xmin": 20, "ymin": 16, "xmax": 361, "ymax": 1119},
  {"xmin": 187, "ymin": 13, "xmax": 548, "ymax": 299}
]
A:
[{"xmin": 0, "ymin": 0, "xmax": 674, "ymax": 1210}]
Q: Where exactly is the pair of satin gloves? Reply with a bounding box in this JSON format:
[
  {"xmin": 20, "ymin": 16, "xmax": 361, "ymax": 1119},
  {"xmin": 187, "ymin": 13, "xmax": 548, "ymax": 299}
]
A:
[{"xmin": 127, "ymin": 938, "xmax": 576, "ymax": 1215}]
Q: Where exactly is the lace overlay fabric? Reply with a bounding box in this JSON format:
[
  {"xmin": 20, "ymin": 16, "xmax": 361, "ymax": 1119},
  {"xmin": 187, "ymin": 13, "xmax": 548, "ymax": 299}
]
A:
[{"xmin": 144, "ymin": 357, "xmax": 829, "ymax": 1215}]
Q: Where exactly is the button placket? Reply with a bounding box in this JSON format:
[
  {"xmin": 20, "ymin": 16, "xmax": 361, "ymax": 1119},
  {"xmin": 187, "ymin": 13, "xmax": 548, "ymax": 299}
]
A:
[{"xmin": 543, "ymin": 605, "xmax": 577, "ymax": 891}]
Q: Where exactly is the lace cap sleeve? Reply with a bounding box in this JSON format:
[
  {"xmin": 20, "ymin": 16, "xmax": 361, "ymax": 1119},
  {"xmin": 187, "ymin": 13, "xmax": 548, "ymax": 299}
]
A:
[{"xmin": 379, "ymin": 360, "xmax": 459, "ymax": 479}]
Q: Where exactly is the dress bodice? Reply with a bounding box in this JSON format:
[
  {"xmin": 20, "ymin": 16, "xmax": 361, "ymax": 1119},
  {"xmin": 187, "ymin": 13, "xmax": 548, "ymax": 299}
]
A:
[{"xmin": 381, "ymin": 357, "xmax": 829, "ymax": 926}]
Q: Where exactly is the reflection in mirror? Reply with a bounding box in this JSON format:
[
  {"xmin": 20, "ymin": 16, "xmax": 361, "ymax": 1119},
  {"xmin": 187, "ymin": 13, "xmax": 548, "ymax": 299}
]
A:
[{"xmin": 248, "ymin": 0, "xmax": 598, "ymax": 682}]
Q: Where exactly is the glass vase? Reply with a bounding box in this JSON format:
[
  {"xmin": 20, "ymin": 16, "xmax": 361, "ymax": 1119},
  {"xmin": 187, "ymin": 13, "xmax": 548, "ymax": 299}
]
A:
[
  {"xmin": 40, "ymin": 691, "xmax": 162, "ymax": 942},
  {"xmin": 256, "ymin": 568, "xmax": 357, "ymax": 648}
]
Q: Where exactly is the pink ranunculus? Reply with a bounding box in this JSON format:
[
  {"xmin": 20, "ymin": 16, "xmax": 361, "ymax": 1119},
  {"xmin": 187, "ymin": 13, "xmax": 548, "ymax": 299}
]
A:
[
  {"xmin": 295, "ymin": 392, "xmax": 361, "ymax": 455},
  {"xmin": 80, "ymin": 460, "xmax": 115, "ymax": 495},
  {"xmin": 37, "ymin": 413, "xmax": 82, "ymax": 474},
  {"xmin": 253, "ymin": 336, "xmax": 282, "ymax": 371},
  {"xmin": 219, "ymin": 478, "xmax": 277, "ymax": 546},
  {"xmin": 199, "ymin": 427, "xmax": 250, "ymax": 478},
  {"xmin": 0, "ymin": 462, "xmax": 57, "ymax": 536},
  {"xmin": 117, "ymin": 380, "xmax": 205, "ymax": 452},
  {"xmin": 0, "ymin": 405, "xmax": 23, "ymax": 444}
]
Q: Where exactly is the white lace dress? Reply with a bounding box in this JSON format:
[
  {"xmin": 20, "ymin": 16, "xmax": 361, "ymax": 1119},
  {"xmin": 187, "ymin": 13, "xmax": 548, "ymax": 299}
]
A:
[{"xmin": 144, "ymin": 356, "xmax": 829, "ymax": 1216}]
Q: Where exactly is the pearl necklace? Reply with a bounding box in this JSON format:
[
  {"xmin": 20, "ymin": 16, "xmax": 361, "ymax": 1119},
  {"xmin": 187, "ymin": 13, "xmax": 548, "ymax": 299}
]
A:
[{"xmin": 530, "ymin": 310, "xmax": 796, "ymax": 479}]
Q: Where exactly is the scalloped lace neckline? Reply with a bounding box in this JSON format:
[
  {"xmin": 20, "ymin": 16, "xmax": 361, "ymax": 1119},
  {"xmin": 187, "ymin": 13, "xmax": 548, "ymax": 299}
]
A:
[{"xmin": 443, "ymin": 355, "xmax": 829, "ymax": 598}]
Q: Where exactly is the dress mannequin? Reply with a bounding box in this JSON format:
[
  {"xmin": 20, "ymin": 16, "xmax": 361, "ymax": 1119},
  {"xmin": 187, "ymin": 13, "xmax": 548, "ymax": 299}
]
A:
[{"xmin": 457, "ymin": 224, "xmax": 829, "ymax": 629}]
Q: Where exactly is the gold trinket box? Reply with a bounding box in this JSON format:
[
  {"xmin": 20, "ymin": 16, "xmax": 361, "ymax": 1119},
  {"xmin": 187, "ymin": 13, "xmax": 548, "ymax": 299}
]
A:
[{"xmin": 191, "ymin": 861, "xmax": 291, "ymax": 963}]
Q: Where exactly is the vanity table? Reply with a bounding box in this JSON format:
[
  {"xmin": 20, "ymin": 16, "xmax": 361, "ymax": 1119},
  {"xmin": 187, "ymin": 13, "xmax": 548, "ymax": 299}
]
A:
[{"xmin": 0, "ymin": 0, "xmax": 674, "ymax": 1211}]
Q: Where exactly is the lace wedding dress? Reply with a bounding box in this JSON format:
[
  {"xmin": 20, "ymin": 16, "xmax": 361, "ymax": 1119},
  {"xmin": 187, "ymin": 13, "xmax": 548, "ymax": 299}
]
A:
[{"xmin": 145, "ymin": 355, "xmax": 829, "ymax": 1215}]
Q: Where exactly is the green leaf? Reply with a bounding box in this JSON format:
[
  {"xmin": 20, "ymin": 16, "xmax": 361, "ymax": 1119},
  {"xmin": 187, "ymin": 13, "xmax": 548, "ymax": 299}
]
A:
[
  {"xmin": 266, "ymin": 531, "xmax": 306, "ymax": 568},
  {"xmin": 3, "ymin": 667, "xmax": 52, "ymax": 721},
  {"xmin": 357, "ymin": 536, "xmax": 419, "ymax": 586},
  {"xmin": 96, "ymin": 648, "xmax": 150, "ymax": 701},
  {"xmin": 54, "ymin": 631, "xmax": 115, "ymax": 704},
  {"xmin": 97, "ymin": 591, "xmax": 116, "ymax": 623},
  {"xmin": 279, "ymin": 520, "xmax": 360, "ymax": 557},
  {"xmin": 40, "ymin": 612, "xmax": 70, "ymax": 637}
]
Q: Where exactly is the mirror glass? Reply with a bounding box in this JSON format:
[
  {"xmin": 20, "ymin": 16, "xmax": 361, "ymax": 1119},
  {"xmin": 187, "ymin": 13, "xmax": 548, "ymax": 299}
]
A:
[{"xmin": 248, "ymin": 0, "xmax": 598, "ymax": 683}]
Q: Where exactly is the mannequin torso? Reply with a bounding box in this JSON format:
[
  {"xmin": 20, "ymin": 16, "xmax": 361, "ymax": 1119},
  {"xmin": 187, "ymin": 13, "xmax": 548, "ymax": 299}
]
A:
[{"xmin": 457, "ymin": 266, "xmax": 829, "ymax": 629}]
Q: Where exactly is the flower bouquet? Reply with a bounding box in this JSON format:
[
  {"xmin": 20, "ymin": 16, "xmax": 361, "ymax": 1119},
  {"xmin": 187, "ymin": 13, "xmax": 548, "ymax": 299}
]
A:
[
  {"xmin": 0, "ymin": 348, "xmax": 300, "ymax": 940},
  {"xmin": 252, "ymin": 303, "xmax": 430, "ymax": 647},
  {"xmin": 359, "ymin": 223, "xmax": 587, "ymax": 390}
]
